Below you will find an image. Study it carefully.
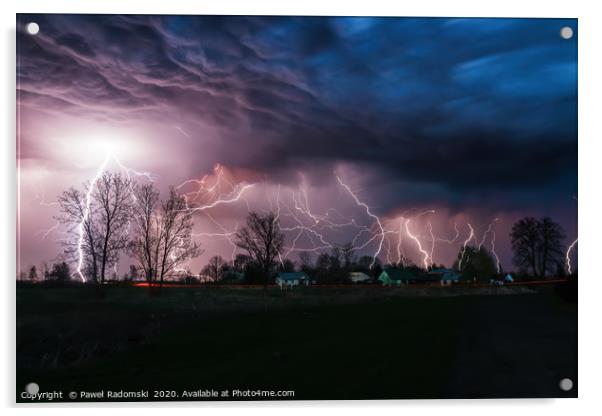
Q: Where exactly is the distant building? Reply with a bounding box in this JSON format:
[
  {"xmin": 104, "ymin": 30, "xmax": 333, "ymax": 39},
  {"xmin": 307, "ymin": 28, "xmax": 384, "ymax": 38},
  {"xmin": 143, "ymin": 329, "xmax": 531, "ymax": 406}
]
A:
[
  {"xmin": 223, "ymin": 270, "xmax": 245, "ymax": 282},
  {"xmin": 491, "ymin": 274, "xmax": 513, "ymax": 286},
  {"xmin": 349, "ymin": 272, "xmax": 371, "ymax": 283},
  {"xmin": 378, "ymin": 269, "xmax": 416, "ymax": 286},
  {"xmin": 276, "ymin": 272, "xmax": 310, "ymax": 289},
  {"xmin": 427, "ymin": 268, "xmax": 461, "ymax": 286},
  {"xmin": 197, "ymin": 274, "xmax": 214, "ymax": 283}
]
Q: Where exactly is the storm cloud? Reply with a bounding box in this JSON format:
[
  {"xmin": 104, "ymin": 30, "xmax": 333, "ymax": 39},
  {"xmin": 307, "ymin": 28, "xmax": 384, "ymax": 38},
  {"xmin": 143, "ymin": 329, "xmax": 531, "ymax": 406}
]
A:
[{"xmin": 16, "ymin": 14, "xmax": 578, "ymax": 270}]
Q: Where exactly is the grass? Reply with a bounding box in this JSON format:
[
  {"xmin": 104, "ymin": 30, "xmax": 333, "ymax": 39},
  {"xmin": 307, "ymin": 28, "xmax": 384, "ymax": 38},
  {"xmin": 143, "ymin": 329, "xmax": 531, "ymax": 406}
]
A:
[{"xmin": 16, "ymin": 284, "xmax": 577, "ymax": 401}]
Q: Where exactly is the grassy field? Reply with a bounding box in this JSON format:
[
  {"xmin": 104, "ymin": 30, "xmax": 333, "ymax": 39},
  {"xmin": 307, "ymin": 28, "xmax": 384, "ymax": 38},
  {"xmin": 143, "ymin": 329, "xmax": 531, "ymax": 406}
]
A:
[{"xmin": 16, "ymin": 284, "xmax": 577, "ymax": 401}]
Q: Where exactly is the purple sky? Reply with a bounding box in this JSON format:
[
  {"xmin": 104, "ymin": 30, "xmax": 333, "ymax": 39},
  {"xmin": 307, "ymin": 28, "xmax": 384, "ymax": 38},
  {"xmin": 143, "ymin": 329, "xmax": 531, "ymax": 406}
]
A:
[{"xmin": 17, "ymin": 15, "xmax": 578, "ymax": 276}]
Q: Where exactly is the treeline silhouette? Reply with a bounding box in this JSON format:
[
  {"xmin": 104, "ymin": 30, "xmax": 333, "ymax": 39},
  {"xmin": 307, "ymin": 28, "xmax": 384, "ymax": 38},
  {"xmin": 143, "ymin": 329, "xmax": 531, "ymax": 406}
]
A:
[{"xmin": 20, "ymin": 173, "xmax": 575, "ymax": 288}]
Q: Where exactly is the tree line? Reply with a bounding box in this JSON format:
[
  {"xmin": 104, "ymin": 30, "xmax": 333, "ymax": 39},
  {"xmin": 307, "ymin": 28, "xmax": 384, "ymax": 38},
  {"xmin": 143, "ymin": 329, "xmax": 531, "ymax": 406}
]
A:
[
  {"xmin": 31, "ymin": 175, "xmax": 289, "ymax": 290},
  {"xmin": 219, "ymin": 215, "xmax": 571, "ymax": 284},
  {"xmin": 22, "ymin": 176, "xmax": 574, "ymax": 286},
  {"xmin": 198, "ymin": 241, "xmax": 385, "ymax": 287}
]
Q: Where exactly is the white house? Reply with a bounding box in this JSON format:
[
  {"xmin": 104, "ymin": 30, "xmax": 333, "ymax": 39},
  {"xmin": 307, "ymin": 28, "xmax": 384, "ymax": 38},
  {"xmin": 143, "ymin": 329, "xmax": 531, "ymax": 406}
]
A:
[
  {"xmin": 276, "ymin": 272, "xmax": 310, "ymax": 289},
  {"xmin": 349, "ymin": 272, "xmax": 371, "ymax": 283}
]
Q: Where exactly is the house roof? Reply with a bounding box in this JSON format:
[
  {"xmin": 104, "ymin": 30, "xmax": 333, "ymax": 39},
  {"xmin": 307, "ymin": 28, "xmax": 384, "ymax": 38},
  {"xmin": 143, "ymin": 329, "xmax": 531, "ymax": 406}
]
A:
[
  {"xmin": 380, "ymin": 269, "xmax": 416, "ymax": 280},
  {"xmin": 441, "ymin": 272, "xmax": 461, "ymax": 281},
  {"xmin": 277, "ymin": 272, "xmax": 309, "ymax": 281}
]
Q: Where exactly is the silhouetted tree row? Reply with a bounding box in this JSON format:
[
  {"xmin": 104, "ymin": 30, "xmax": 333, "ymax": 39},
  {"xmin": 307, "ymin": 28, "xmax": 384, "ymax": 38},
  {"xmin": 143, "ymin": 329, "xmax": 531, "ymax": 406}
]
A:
[
  {"xmin": 128, "ymin": 184, "xmax": 202, "ymax": 286},
  {"xmin": 41, "ymin": 190, "xmax": 573, "ymax": 286},
  {"xmin": 56, "ymin": 172, "xmax": 202, "ymax": 285}
]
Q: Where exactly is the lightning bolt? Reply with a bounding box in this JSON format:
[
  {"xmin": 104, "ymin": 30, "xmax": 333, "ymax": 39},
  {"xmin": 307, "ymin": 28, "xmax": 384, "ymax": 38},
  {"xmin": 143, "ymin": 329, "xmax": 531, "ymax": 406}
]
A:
[
  {"xmin": 175, "ymin": 125, "xmax": 191, "ymax": 139},
  {"xmin": 277, "ymin": 192, "xmax": 336, "ymax": 254},
  {"xmin": 396, "ymin": 217, "xmax": 407, "ymax": 267},
  {"xmin": 566, "ymin": 238, "xmax": 577, "ymax": 275},
  {"xmin": 458, "ymin": 223, "xmax": 475, "ymax": 271},
  {"xmin": 405, "ymin": 218, "xmax": 431, "ymax": 269},
  {"xmin": 173, "ymin": 165, "xmax": 260, "ymax": 265},
  {"xmin": 35, "ymin": 223, "xmax": 60, "ymax": 242},
  {"xmin": 434, "ymin": 222, "xmax": 459, "ymax": 244},
  {"xmin": 478, "ymin": 218, "xmax": 498, "ymax": 250},
  {"xmin": 184, "ymin": 184, "xmax": 254, "ymax": 213},
  {"xmin": 76, "ymin": 152, "xmax": 112, "ymax": 282},
  {"xmin": 476, "ymin": 218, "xmax": 501, "ymax": 273},
  {"xmin": 427, "ymin": 221, "xmax": 436, "ymax": 267},
  {"xmin": 490, "ymin": 227, "xmax": 501, "ymax": 274},
  {"xmin": 565, "ymin": 196, "xmax": 578, "ymax": 275},
  {"xmin": 336, "ymin": 175, "xmax": 385, "ymax": 268},
  {"xmin": 113, "ymin": 155, "xmax": 156, "ymax": 182}
]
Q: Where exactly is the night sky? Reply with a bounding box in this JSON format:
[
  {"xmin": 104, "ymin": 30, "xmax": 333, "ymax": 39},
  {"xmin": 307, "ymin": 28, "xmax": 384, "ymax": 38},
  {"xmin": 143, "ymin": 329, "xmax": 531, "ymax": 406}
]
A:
[{"xmin": 17, "ymin": 15, "xmax": 578, "ymax": 275}]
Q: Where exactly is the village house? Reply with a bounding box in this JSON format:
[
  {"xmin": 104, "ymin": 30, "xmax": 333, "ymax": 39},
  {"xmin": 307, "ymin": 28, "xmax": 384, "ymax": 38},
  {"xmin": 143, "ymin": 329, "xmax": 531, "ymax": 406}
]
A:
[
  {"xmin": 426, "ymin": 268, "xmax": 462, "ymax": 286},
  {"xmin": 276, "ymin": 272, "xmax": 310, "ymax": 289},
  {"xmin": 378, "ymin": 269, "xmax": 417, "ymax": 286},
  {"xmin": 491, "ymin": 274, "xmax": 514, "ymax": 286},
  {"xmin": 349, "ymin": 272, "xmax": 371, "ymax": 283}
]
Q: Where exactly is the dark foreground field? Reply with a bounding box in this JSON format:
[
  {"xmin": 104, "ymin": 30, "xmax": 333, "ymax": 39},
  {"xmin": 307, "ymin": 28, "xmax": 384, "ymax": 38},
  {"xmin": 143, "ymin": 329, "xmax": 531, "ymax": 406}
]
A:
[{"xmin": 16, "ymin": 284, "xmax": 577, "ymax": 401}]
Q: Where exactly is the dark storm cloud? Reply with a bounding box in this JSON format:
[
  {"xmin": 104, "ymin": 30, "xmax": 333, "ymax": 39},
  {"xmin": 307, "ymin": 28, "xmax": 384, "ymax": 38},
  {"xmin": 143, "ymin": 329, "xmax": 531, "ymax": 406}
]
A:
[{"xmin": 17, "ymin": 14, "xmax": 577, "ymax": 212}]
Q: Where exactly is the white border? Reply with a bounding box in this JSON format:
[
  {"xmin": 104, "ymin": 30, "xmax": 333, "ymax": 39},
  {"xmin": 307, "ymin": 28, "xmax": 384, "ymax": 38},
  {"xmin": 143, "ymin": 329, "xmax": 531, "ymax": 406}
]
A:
[{"xmin": 3, "ymin": 0, "xmax": 601, "ymax": 414}]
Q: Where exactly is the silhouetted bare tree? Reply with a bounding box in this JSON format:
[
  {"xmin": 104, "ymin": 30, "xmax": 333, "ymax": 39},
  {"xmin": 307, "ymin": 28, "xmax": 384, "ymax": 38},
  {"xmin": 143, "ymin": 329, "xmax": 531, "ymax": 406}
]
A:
[
  {"xmin": 202, "ymin": 255, "xmax": 226, "ymax": 283},
  {"xmin": 129, "ymin": 183, "xmax": 160, "ymax": 284},
  {"xmin": 129, "ymin": 184, "xmax": 202, "ymax": 287},
  {"xmin": 233, "ymin": 253, "xmax": 252, "ymax": 272},
  {"xmin": 299, "ymin": 252, "xmax": 313, "ymax": 270},
  {"xmin": 128, "ymin": 264, "xmax": 139, "ymax": 281},
  {"xmin": 537, "ymin": 217, "xmax": 566, "ymax": 276},
  {"xmin": 234, "ymin": 211, "xmax": 285, "ymax": 290},
  {"xmin": 341, "ymin": 242, "xmax": 356, "ymax": 269},
  {"xmin": 510, "ymin": 216, "xmax": 566, "ymax": 277},
  {"xmin": 49, "ymin": 261, "xmax": 71, "ymax": 282},
  {"xmin": 28, "ymin": 265, "xmax": 38, "ymax": 281},
  {"xmin": 510, "ymin": 217, "xmax": 540, "ymax": 276},
  {"xmin": 94, "ymin": 172, "xmax": 134, "ymax": 283},
  {"xmin": 156, "ymin": 187, "xmax": 202, "ymax": 285}
]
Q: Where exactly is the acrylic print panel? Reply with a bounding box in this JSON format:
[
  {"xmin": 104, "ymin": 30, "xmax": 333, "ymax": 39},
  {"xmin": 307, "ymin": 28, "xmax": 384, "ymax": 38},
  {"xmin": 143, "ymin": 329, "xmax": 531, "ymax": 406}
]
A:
[{"xmin": 16, "ymin": 14, "xmax": 577, "ymax": 402}]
